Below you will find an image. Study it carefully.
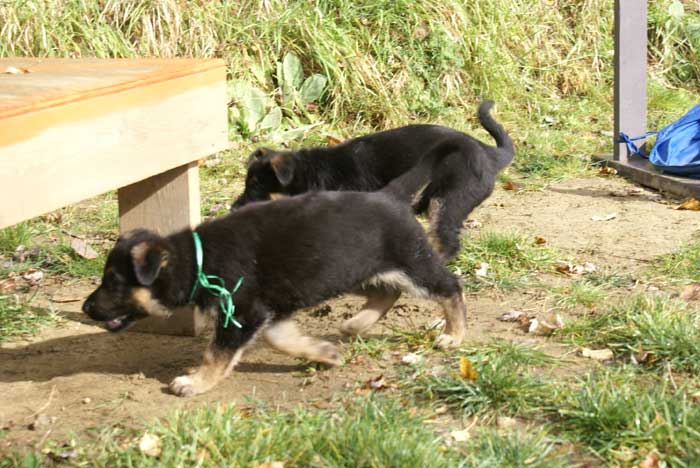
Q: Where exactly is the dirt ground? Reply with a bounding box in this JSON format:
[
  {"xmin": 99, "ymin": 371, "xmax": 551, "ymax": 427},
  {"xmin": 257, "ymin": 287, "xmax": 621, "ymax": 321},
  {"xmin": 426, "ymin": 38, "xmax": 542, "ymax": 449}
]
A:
[{"xmin": 2, "ymin": 175, "xmax": 700, "ymax": 451}]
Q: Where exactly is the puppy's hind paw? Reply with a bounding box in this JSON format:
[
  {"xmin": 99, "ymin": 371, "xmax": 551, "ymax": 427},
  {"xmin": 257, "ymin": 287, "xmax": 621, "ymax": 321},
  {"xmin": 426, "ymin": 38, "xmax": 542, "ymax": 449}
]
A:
[
  {"xmin": 169, "ymin": 375, "xmax": 202, "ymax": 397},
  {"xmin": 434, "ymin": 333, "xmax": 462, "ymax": 350},
  {"xmin": 314, "ymin": 342, "xmax": 343, "ymax": 367}
]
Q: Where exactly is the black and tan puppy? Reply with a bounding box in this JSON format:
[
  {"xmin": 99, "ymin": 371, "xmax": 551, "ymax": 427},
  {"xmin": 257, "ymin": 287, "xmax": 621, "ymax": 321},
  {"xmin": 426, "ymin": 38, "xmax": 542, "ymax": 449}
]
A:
[
  {"xmin": 83, "ymin": 149, "xmax": 468, "ymax": 397},
  {"xmin": 232, "ymin": 100, "xmax": 514, "ymax": 260}
]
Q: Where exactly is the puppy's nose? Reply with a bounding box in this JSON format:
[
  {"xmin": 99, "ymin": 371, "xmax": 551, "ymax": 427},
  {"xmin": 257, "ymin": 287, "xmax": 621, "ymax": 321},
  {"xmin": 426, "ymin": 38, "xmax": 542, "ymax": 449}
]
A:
[{"xmin": 82, "ymin": 297, "xmax": 94, "ymax": 314}]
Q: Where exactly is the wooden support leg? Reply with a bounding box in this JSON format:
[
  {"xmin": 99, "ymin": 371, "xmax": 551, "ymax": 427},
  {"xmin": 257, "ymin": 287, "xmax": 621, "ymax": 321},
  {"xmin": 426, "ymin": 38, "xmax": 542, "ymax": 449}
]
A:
[{"xmin": 118, "ymin": 161, "xmax": 206, "ymax": 336}]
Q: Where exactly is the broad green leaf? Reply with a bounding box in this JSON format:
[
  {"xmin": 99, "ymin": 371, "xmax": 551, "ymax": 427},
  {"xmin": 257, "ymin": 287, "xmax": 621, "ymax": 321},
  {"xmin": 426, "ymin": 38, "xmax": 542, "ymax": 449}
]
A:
[
  {"xmin": 231, "ymin": 81, "xmax": 268, "ymax": 134},
  {"xmin": 282, "ymin": 52, "xmax": 304, "ymax": 90},
  {"xmin": 259, "ymin": 106, "xmax": 283, "ymax": 131},
  {"xmin": 668, "ymin": 0, "xmax": 684, "ymax": 20},
  {"xmin": 300, "ymin": 74, "xmax": 327, "ymax": 104}
]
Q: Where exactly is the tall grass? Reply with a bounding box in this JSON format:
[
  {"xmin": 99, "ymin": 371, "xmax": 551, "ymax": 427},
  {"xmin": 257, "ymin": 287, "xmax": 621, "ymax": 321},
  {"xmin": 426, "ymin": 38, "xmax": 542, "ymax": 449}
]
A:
[{"xmin": 2, "ymin": 1, "xmax": 696, "ymax": 177}]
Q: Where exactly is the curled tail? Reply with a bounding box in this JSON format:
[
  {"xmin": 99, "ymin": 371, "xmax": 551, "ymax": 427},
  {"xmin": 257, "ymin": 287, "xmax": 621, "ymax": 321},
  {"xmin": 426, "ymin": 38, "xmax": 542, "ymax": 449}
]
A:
[
  {"xmin": 381, "ymin": 139, "xmax": 461, "ymax": 203},
  {"xmin": 478, "ymin": 100, "xmax": 515, "ymax": 170}
]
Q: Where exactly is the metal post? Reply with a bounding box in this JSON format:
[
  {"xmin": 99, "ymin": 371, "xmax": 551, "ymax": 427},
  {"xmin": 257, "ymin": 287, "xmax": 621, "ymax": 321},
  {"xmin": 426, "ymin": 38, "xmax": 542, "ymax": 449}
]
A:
[{"xmin": 614, "ymin": 0, "xmax": 647, "ymax": 162}]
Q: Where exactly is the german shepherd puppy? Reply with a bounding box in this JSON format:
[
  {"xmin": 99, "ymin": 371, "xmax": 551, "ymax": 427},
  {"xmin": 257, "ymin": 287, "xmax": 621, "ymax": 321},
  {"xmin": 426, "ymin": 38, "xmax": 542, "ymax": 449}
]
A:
[
  {"xmin": 83, "ymin": 145, "xmax": 468, "ymax": 397},
  {"xmin": 231, "ymin": 100, "xmax": 514, "ymax": 260}
]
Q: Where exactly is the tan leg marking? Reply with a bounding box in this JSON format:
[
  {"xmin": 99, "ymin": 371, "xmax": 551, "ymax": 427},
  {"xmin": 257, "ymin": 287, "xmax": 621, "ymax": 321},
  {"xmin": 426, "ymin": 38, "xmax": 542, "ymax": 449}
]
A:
[
  {"xmin": 434, "ymin": 293, "xmax": 468, "ymax": 349},
  {"xmin": 340, "ymin": 289, "xmax": 401, "ymax": 336},
  {"xmin": 169, "ymin": 344, "xmax": 244, "ymax": 397},
  {"xmin": 263, "ymin": 320, "xmax": 342, "ymax": 366}
]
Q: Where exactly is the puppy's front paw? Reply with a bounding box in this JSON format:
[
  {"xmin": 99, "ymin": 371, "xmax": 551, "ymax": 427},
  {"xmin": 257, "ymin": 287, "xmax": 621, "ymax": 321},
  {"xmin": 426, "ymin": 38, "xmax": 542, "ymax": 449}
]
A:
[
  {"xmin": 434, "ymin": 333, "xmax": 461, "ymax": 349},
  {"xmin": 314, "ymin": 342, "xmax": 343, "ymax": 367},
  {"xmin": 169, "ymin": 375, "xmax": 203, "ymax": 397}
]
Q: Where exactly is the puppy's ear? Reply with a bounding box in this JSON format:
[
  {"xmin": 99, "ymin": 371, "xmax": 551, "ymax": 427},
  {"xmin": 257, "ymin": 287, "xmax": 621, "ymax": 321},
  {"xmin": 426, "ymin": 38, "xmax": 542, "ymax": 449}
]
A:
[
  {"xmin": 131, "ymin": 241, "xmax": 170, "ymax": 286},
  {"xmin": 270, "ymin": 155, "xmax": 295, "ymax": 186},
  {"xmin": 246, "ymin": 148, "xmax": 270, "ymax": 168}
]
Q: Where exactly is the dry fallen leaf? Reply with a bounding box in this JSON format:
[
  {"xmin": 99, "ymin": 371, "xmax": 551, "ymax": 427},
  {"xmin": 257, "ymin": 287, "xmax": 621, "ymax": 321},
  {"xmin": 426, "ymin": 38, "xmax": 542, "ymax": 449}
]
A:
[
  {"xmin": 638, "ymin": 451, "xmax": 660, "ymax": 468},
  {"xmin": 326, "ymin": 135, "xmax": 343, "ymax": 146},
  {"xmin": 591, "ymin": 213, "xmax": 617, "ymax": 221},
  {"xmin": 401, "ymin": 352, "xmax": 423, "ymax": 365},
  {"xmin": 680, "ymin": 283, "xmax": 700, "ymax": 301},
  {"xmin": 22, "ymin": 269, "xmax": 44, "ymax": 284},
  {"xmin": 502, "ymin": 181, "xmax": 522, "ymax": 191},
  {"xmin": 139, "ymin": 433, "xmax": 162, "ymax": 457},
  {"xmin": 556, "ymin": 262, "xmax": 596, "ymax": 275},
  {"xmin": 69, "ymin": 236, "xmax": 98, "ymax": 260},
  {"xmin": 252, "ymin": 462, "xmax": 285, "ymax": 468},
  {"xmin": 450, "ymin": 428, "xmax": 470, "ymax": 442},
  {"xmin": 474, "ymin": 262, "xmax": 489, "ymax": 277},
  {"xmin": 676, "ymin": 198, "xmax": 700, "ymax": 211},
  {"xmin": 497, "ymin": 310, "xmax": 524, "ymax": 322},
  {"xmin": 538, "ymin": 314, "xmax": 565, "ymax": 334},
  {"xmin": 496, "ymin": 416, "xmax": 517, "ymax": 430},
  {"xmin": 598, "ymin": 165, "xmax": 617, "ymax": 176},
  {"xmin": 459, "ymin": 356, "xmax": 478, "ymax": 381},
  {"xmin": 4, "ymin": 66, "xmax": 30, "ymax": 74},
  {"xmin": 464, "ymin": 219, "xmax": 482, "ymax": 229},
  {"xmin": 582, "ymin": 348, "xmax": 614, "ymax": 361},
  {"xmin": 527, "ymin": 318, "xmax": 540, "ymax": 333}
]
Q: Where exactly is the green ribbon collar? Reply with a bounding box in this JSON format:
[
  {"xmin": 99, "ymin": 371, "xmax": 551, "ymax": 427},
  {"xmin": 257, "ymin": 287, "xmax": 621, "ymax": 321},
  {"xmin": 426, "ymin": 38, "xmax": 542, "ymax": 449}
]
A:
[{"xmin": 189, "ymin": 231, "xmax": 243, "ymax": 328}]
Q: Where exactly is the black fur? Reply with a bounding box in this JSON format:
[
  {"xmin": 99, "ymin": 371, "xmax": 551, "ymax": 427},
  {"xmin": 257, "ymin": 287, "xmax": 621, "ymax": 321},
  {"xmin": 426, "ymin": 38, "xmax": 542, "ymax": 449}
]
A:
[
  {"xmin": 83, "ymin": 179, "xmax": 468, "ymax": 396},
  {"xmin": 232, "ymin": 100, "xmax": 514, "ymax": 260}
]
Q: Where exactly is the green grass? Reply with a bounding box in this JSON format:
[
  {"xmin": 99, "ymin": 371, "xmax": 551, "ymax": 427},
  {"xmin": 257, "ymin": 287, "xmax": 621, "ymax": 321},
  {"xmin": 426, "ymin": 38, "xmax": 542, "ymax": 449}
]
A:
[
  {"xmin": 461, "ymin": 428, "xmax": 569, "ymax": 468},
  {"xmin": 550, "ymin": 279, "xmax": 607, "ymax": 310},
  {"xmin": 653, "ymin": 241, "xmax": 700, "ymax": 283},
  {"xmin": 1, "ymin": 0, "xmax": 696, "ymax": 183},
  {"xmin": 0, "ymin": 223, "xmax": 32, "ymax": 256},
  {"xmin": 406, "ymin": 341, "xmax": 556, "ymax": 418},
  {"xmin": 3, "ymin": 398, "xmax": 466, "ymax": 467},
  {"xmin": 0, "ymin": 295, "xmax": 57, "ymax": 343},
  {"xmin": 554, "ymin": 369, "xmax": 700, "ymax": 466},
  {"xmin": 558, "ymin": 294, "xmax": 700, "ymax": 373},
  {"xmin": 451, "ymin": 231, "xmax": 557, "ymax": 291}
]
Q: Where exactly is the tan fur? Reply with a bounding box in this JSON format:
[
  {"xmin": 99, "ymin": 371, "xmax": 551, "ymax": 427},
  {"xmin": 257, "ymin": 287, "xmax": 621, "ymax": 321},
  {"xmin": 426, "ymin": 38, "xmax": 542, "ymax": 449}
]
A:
[
  {"xmin": 434, "ymin": 293, "xmax": 468, "ymax": 349},
  {"xmin": 340, "ymin": 289, "xmax": 401, "ymax": 336},
  {"xmin": 269, "ymin": 193, "xmax": 288, "ymax": 201},
  {"xmin": 170, "ymin": 345, "xmax": 242, "ymax": 397},
  {"xmin": 427, "ymin": 198, "xmax": 446, "ymax": 259},
  {"xmin": 263, "ymin": 320, "xmax": 342, "ymax": 366},
  {"xmin": 131, "ymin": 287, "xmax": 171, "ymax": 318},
  {"xmin": 363, "ymin": 270, "xmax": 429, "ymax": 298},
  {"xmin": 269, "ymin": 154, "xmax": 285, "ymax": 172},
  {"xmin": 130, "ymin": 241, "xmax": 169, "ymax": 269}
]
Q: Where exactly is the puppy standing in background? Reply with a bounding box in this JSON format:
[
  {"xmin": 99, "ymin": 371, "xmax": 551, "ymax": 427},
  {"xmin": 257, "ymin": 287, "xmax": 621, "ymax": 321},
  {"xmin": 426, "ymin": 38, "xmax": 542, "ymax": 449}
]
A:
[
  {"xmin": 232, "ymin": 100, "xmax": 515, "ymax": 261},
  {"xmin": 83, "ymin": 145, "xmax": 469, "ymax": 397}
]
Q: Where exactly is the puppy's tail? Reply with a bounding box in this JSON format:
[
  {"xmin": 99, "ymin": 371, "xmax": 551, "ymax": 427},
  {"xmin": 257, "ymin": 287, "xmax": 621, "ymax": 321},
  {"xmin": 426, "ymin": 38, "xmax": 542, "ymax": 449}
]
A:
[
  {"xmin": 478, "ymin": 100, "xmax": 515, "ymax": 170},
  {"xmin": 381, "ymin": 139, "xmax": 461, "ymax": 203}
]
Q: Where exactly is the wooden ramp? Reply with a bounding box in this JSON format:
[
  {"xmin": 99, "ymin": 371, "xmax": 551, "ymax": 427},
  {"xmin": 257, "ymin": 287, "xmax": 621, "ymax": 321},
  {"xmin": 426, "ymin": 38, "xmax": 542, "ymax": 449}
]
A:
[{"xmin": 0, "ymin": 58, "xmax": 229, "ymax": 336}]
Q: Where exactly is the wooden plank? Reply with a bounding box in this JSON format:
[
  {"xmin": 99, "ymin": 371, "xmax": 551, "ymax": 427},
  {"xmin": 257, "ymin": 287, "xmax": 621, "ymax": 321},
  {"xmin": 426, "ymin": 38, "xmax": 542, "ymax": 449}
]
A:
[
  {"xmin": 0, "ymin": 64, "xmax": 227, "ymax": 229},
  {"xmin": 614, "ymin": 0, "xmax": 648, "ymax": 162},
  {"xmin": 594, "ymin": 154, "xmax": 700, "ymax": 199}
]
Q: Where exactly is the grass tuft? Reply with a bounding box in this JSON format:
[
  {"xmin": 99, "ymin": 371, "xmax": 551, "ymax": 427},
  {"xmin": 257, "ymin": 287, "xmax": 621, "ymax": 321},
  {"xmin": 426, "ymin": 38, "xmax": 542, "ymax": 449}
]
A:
[
  {"xmin": 407, "ymin": 341, "xmax": 555, "ymax": 417},
  {"xmin": 558, "ymin": 294, "xmax": 700, "ymax": 373},
  {"xmin": 451, "ymin": 231, "xmax": 557, "ymax": 291},
  {"xmin": 0, "ymin": 295, "xmax": 58, "ymax": 343},
  {"xmin": 653, "ymin": 241, "xmax": 700, "ymax": 283},
  {"xmin": 554, "ymin": 369, "xmax": 700, "ymax": 466}
]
